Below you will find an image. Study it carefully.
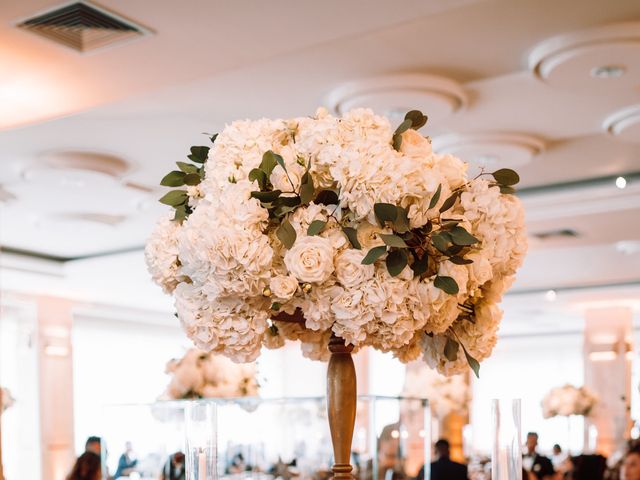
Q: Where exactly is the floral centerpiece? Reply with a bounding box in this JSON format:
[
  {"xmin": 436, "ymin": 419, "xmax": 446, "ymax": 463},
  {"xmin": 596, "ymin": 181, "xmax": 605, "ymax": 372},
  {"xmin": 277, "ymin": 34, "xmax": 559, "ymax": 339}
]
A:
[
  {"xmin": 403, "ymin": 362, "xmax": 471, "ymax": 419},
  {"xmin": 145, "ymin": 108, "xmax": 527, "ymax": 378},
  {"xmin": 0, "ymin": 388, "xmax": 14, "ymax": 414},
  {"xmin": 542, "ymin": 384, "xmax": 598, "ymax": 418},
  {"xmin": 160, "ymin": 349, "xmax": 258, "ymax": 400}
]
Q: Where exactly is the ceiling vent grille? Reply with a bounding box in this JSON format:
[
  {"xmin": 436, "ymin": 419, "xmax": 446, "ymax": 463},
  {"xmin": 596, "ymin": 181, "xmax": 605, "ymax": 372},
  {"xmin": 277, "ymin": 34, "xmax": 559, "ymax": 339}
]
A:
[{"xmin": 17, "ymin": 1, "xmax": 149, "ymax": 52}]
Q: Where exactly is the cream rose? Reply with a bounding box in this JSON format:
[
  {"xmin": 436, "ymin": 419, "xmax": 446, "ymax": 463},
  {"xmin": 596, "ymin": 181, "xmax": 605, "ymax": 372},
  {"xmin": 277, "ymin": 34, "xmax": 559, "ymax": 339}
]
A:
[
  {"xmin": 270, "ymin": 275, "xmax": 299, "ymax": 300},
  {"xmin": 284, "ymin": 236, "xmax": 335, "ymax": 283},
  {"xmin": 400, "ymin": 129, "xmax": 432, "ymax": 158},
  {"xmin": 335, "ymin": 249, "xmax": 375, "ymax": 288}
]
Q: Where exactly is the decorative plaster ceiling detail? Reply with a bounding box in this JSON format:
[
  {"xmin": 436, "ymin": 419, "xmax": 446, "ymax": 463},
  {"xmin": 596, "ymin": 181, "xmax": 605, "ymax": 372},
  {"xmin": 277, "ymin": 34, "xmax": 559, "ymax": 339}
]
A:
[
  {"xmin": 528, "ymin": 22, "xmax": 640, "ymax": 90},
  {"xmin": 602, "ymin": 105, "xmax": 640, "ymax": 143},
  {"xmin": 432, "ymin": 132, "xmax": 546, "ymax": 169},
  {"xmin": 325, "ymin": 74, "xmax": 467, "ymax": 122},
  {"xmin": 37, "ymin": 150, "xmax": 131, "ymax": 177}
]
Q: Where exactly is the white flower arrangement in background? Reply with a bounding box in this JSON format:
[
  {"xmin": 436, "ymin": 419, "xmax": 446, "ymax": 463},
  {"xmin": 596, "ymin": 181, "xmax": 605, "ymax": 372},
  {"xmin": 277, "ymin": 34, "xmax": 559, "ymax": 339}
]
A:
[
  {"xmin": 403, "ymin": 362, "xmax": 471, "ymax": 419},
  {"xmin": 160, "ymin": 349, "xmax": 259, "ymax": 400},
  {"xmin": 146, "ymin": 108, "xmax": 527, "ymax": 377},
  {"xmin": 541, "ymin": 384, "xmax": 598, "ymax": 418},
  {"xmin": 1, "ymin": 387, "xmax": 15, "ymax": 413}
]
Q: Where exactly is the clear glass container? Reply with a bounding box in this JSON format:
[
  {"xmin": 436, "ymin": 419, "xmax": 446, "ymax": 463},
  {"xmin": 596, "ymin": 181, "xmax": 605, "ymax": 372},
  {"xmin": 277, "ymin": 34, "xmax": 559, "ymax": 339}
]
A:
[
  {"xmin": 102, "ymin": 396, "xmax": 429, "ymax": 480},
  {"xmin": 491, "ymin": 399, "xmax": 522, "ymax": 480}
]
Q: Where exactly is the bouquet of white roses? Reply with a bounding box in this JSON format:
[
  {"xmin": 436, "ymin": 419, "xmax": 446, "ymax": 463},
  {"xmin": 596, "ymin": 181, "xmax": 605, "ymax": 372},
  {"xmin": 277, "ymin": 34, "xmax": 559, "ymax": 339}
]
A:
[
  {"xmin": 403, "ymin": 362, "xmax": 471, "ymax": 419},
  {"xmin": 146, "ymin": 108, "xmax": 527, "ymax": 376},
  {"xmin": 160, "ymin": 348, "xmax": 258, "ymax": 400},
  {"xmin": 542, "ymin": 384, "xmax": 598, "ymax": 418},
  {"xmin": 1, "ymin": 387, "xmax": 15, "ymax": 413}
]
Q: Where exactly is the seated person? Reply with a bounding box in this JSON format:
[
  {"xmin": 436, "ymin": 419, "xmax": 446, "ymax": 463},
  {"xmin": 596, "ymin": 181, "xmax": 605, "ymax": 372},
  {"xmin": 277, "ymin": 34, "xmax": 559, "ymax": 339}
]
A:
[
  {"xmin": 161, "ymin": 452, "xmax": 185, "ymax": 480},
  {"xmin": 416, "ymin": 439, "xmax": 467, "ymax": 480}
]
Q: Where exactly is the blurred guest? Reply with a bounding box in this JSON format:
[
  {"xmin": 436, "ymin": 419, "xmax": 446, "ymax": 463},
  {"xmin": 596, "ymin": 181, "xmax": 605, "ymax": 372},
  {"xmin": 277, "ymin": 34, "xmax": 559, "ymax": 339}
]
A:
[
  {"xmin": 67, "ymin": 452, "xmax": 102, "ymax": 480},
  {"xmin": 552, "ymin": 444, "xmax": 567, "ymax": 470},
  {"xmin": 114, "ymin": 441, "xmax": 137, "ymax": 479},
  {"xmin": 378, "ymin": 423, "xmax": 405, "ymax": 480},
  {"xmin": 523, "ymin": 432, "xmax": 554, "ymax": 479},
  {"xmin": 415, "ymin": 439, "xmax": 467, "ymax": 480},
  {"xmin": 229, "ymin": 452, "xmax": 247, "ymax": 473},
  {"xmin": 85, "ymin": 436, "xmax": 103, "ymax": 456},
  {"xmin": 621, "ymin": 449, "xmax": 640, "ymax": 480},
  {"xmin": 160, "ymin": 452, "xmax": 185, "ymax": 480}
]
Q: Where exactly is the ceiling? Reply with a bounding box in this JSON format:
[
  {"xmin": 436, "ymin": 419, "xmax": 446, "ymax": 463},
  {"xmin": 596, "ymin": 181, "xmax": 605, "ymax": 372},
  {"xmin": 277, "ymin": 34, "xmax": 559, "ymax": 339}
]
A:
[{"xmin": 0, "ymin": 0, "xmax": 639, "ymax": 323}]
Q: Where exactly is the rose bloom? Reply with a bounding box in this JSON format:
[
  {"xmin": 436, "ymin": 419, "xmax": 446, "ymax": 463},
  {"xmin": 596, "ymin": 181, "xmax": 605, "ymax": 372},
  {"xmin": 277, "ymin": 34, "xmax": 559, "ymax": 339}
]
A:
[
  {"xmin": 284, "ymin": 235, "xmax": 335, "ymax": 283},
  {"xmin": 270, "ymin": 275, "xmax": 299, "ymax": 300},
  {"xmin": 335, "ymin": 249, "xmax": 375, "ymax": 288},
  {"xmin": 399, "ymin": 129, "xmax": 432, "ymax": 158}
]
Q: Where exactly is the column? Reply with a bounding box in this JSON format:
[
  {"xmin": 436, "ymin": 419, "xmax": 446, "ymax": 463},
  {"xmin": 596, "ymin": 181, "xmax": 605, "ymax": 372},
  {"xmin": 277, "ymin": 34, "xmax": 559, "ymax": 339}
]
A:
[
  {"xmin": 584, "ymin": 307, "xmax": 633, "ymax": 456},
  {"xmin": 37, "ymin": 296, "xmax": 75, "ymax": 480}
]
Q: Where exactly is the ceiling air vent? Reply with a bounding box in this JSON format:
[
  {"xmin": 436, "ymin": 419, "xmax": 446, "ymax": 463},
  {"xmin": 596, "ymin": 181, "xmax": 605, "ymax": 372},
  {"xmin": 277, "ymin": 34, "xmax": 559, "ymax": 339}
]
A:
[
  {"xmin": 532, "ymin": 229, "xmax": 579, "ymax": 240},
  {"xmin": 17, "ymin": 1, "xmax": 150, "ymax": 53}
]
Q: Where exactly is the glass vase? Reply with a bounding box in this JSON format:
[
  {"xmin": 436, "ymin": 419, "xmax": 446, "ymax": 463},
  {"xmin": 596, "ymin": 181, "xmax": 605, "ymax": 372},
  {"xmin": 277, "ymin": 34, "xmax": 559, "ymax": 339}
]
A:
[
  {"xmin": 491, "ymin": 399, "xmax": 522, "ymax": 480},
  {"xmin": 186, "ymin": 402, "xmax": 217, "ymax": 480}
]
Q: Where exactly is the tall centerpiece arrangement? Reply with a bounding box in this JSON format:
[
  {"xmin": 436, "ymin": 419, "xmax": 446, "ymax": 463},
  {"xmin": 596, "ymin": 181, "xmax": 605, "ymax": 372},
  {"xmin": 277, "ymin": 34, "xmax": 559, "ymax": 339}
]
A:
[
  {"xmin": 160, "ymin": 349, "xmax": 259, "ymax": 400},
  {"xmin": 146, "ymin": 108, "xmax": 527, "ymax": 478}
]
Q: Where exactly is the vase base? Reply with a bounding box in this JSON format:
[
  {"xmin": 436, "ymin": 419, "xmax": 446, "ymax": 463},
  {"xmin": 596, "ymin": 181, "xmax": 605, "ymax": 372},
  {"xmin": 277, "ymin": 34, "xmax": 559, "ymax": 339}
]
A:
[{"xmin": 332, "ymin": 463, "xmax": 353, "ymax": 479}]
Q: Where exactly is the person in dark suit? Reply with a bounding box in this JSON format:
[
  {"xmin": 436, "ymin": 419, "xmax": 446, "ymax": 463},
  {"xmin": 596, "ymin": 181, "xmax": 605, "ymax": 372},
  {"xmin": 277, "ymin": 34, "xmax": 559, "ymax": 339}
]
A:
[
  {"xmin": 415, "ymin": 439, "xmax": 467, "ymax": 480},
  {"xmin": 522, "ymin": 432, "xmax": 555, "ymax": 480}
]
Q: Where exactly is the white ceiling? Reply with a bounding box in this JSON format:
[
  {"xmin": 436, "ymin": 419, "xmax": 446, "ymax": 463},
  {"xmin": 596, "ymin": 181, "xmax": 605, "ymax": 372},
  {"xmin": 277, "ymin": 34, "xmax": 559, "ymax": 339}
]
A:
[{"xmin": 0, "ymin": 0, "xmax": 639, "ymax": 330}]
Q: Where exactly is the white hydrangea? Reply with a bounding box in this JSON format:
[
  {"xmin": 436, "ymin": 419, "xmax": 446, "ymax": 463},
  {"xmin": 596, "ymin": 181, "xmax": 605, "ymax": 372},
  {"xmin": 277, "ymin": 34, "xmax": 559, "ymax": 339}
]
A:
[
  {"xmin": 146, "ymin": 108, "xmax": 527, "ymax": 375},
  {"xmin": 541, "ymin": 384, "xmax": 598, "ymax": 418}
]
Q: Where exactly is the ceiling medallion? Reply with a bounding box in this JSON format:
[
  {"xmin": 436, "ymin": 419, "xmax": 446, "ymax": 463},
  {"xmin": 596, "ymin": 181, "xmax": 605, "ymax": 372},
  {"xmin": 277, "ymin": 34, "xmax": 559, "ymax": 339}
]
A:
[
  {"xmin": 602, "ymin": 105, "xmax": 640, "ymax": 144},
  {"xmin": 325, "ymin": 73, "xmax": 467, "ymax": 123},
  {"xmin": 528, "ymin": 22, "xmax": 640, "ymax": 90}
]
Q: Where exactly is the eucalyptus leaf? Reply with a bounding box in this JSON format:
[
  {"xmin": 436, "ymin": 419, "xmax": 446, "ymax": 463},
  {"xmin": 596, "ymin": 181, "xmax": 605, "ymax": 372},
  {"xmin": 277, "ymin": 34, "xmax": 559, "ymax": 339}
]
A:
[
  {"xmin": 449, "ymin": 226, "xmax": 479, "ymax": 246},
  {"xmin": 461, "ymin": 342, "xmax": 481, "ymax": 378},
  {"xmin": 272, "ymin": 205, "xmax": 298, "ymax": 217},
  {"xmin": 444, "ymin": 337, "xmax": 459, "ymax": 361},
  {"xmin": 183, "ymin": 173, "xmax": 201, "ymax": 186},
  {"xmin": 159, "ymin": 190, "xmax": 188, "ymax": 207},
  {"xmin": 260, "ymin": 151, "xmax": 279, "ymax": 176},
  {"xmin": 274, "ymin": 152, "xmax": 286, "ymax": 171},
  {"xmin": 385, "ymin": 249, "xmax": 408, "ymax": 277},
  {"xmin": 439, "ymin": 191, "xmax": 461, "ymax": 213},
  {"xmin": 251, "ymin": 190, "xmax": 282, "ymax": 202},
  {"xmin": 450, "ymin": 256, "xmax": 473, "ymax": 265},
  {"xmin": 434, "ymin": 275, "xmax": 459, "ymax": 295},
  {"xmin": 374, "ymin": 203, "xmax": 397, "ymax": 226},
  {"xmin": 404, "ymin": 110, "xmax": 428, "ymax": 130},
  {"xmin": 278, "ymin": 196, "xmax": 302, "ymax": 207},
  {"xmin": 307, "ymin": 220, "xmax": 327, "ymax": 236},
  {"xmin": 431, "ymin": 232, "xmax": 450, "ymax": 254},
  {"xmin": 379, "ymin": 234, "xmax": 408, "ymax": 248},
  {"xmin": 492, "ymin": 168, "xmax": 520, "ymax": 186},
  {"xmin": 342, "ymin": 226, "xmax": 362, "ymax": 250},
  {"xmin": 315, "ymin": 189, "xmax": 340, "ymax": 205},
  {"xmin": 300, "ymin": 172, "xmax": 315, "ymax": 204},
  {"xmin": 410, "ymin": 252, "xmax": 429, "ymax": 276},
  {"xmin": 210, "ymin": 133, "xmax": 218, "ymax": 143},
  {"xmin": 176, "ymin": 162, "xmax": 199, "ymax": 174},
  {"xmin": 361, "ymin": 245, "xmax": 387, "ymax": 265},
  {"xmin": 173, "ymin": 205, "xmax": 187, "ymax": 222},
  {"xmin": 160, "ymin": 170, "xmax": 186, "ymax": 187},
  {"xmin": 276, "ymin": 219, "xmax": 297, "ymax": 249},
  {"xmin": 499, "ymin": 185, "xmax": 516, "ymax": 195},
  {"xmin": 392, "ymin": 133, "xmax": 402, "ymax": 151},
  {"xmin": 394, "ymin": 118, "xmax": 412, "ymax": 136},
  {"xmin": 188, "ymin": 146, "xmax": 210, "ymax": 163},
  {"xmin": 394, "ymin": 206, "xmax": 410, "ymax": 233},
  {"xmin": 249, "ymin": 168, "xmax": 267, "ymax": 190},
  {"xmin": 428, "ymin": 184, "xmax": 442, "ymax": 209}
]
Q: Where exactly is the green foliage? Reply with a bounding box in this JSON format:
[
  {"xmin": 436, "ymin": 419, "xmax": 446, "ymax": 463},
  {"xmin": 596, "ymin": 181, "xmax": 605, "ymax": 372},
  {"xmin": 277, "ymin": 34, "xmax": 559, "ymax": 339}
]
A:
[
  {"xmin": 434, "ymin": 275, "xmax": 459, "ymax": 294},
  {"xmin": 444, "ymin": 337, "xmax": 459, "ymax": 361},
  {"xmin": 386, "ymin": 249, "xmax": 408, "ymax": 277},
  {"xmin": 161, "ymin": 171, "xmax": 186, "ymax": 187},
  {"xmin": 379, "ymin": 234, "xmax": 408, "ymax": 248},
  {"xmin": 183, "ymin": 173, "xmax": 201, "ymax": 186},
  {"xmin": 276, "ymin": 218, "xmax": 297, "ymax": 249},
  {"xmin": 342, "ymin": 226, "xmax": 362, "ymax": 250},
  {"xmin": 410, "ymin": 253, "xmax": 429, "ymax": 276},
  {"xmin": 374, "ymin": 203, "xmax": 398, "ymax": 226},
  {"xmin": 404, "ymin": 110, "xmax": 428, "ymax": 129},
  {"xmin": 428, "ymin": 184, "xmax": 442, "ymax": 209},
  {"xmin": 307, "ymin": 220, "xmax": 327, "ymax": 236},
  {"xmin": 315, "ymin": 189, "xmax": 339, "ymax": 205},
  {"xmin": 188, "ymin": 146, "xmax": 209, "ymax": 163},
  {"xmin": 361, "ymin": 245, "xmax": 387, "ymax": 265},
  {"xmin": 449, "ymin": 226, "xmax": 479, "ymax": 246},
  {"xmin": 159, "ymin": 190, "xmax": 187, "ymax": 207},
  {"xmin": 439, "ymin": 191, "xmax": 461, "ymax": 213},
  {"xmin": 492, "ymin": 168, "xmax": 520, "ymax": 186}
]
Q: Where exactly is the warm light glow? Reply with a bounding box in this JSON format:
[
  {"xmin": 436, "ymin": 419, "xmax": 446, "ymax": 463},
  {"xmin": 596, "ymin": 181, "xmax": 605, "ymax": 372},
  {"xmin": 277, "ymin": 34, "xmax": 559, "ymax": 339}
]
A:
[
  {"xmin": 616, "ymin": 176, "xmax": 627, "ymax": 189},
  {"xmin": 545, "ymin": 290, "xmax": 557, "ymax": 302},
  {"xmin": 418, "ymin": 429, "xmax": 425, "ymax": 438},
  {"xmin": 44, "ymin": 344, "xmax": 70, "ymax": 357},
  {"xmin": 588, "ymin": 351, "xmax": 617, "ymax": 362},
  {"xmin": 391, "ymin": 429, "xmax": 400, "ymax": 439},
  {"xmin": 626, "ymin": 351, "xmax": 635, "ymax": 361}
]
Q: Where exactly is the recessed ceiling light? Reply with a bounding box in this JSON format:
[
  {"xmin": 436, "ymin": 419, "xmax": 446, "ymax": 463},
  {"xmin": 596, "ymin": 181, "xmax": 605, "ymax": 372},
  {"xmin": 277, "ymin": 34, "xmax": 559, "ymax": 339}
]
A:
[
  {"xmin": 473, "ymin": 155, "xmax": 499, "ymax": 167},
  {"xmin": 615, "ymin": 176, "xmax": 627, "ymax": 189},
  {"xmin": 545, "ymin": 290, "xmax": 557, "ymax": 302},
  {"xmin": 590, "ymin": 65, "xmax": 626, "ymax": 79}
]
